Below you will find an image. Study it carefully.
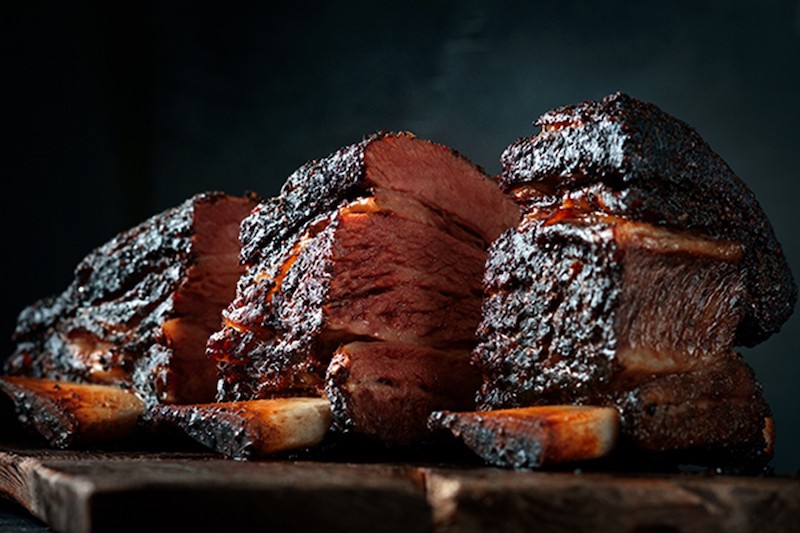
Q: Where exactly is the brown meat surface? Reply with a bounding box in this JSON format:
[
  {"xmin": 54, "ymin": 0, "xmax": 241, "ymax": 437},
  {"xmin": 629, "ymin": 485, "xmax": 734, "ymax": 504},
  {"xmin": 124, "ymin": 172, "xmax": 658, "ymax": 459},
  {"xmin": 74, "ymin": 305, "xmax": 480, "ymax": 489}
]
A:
[
  {"xmin": 617, "ymin": 357, "xmax": 770, "ymax": 459},
  {"xmin": 325, "ymin": 210, "xmax": 487, "ymax": 350},
  {"xmin": 477, "ymin": 214, "xmax": 772, "ymax": 463},
  {"xmin": 477, "ymin": 216, "xmax": 748, "ymax": 408},
  {"xmin": 326, "ymin": 341, "xmax": 480, "ymax": 444}
]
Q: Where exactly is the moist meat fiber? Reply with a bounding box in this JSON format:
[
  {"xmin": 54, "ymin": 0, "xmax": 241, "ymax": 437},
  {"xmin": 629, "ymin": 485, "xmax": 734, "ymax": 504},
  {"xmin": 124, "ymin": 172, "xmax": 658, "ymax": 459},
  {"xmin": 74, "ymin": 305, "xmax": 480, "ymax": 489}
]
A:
[
  {"xmin": 477, "ymin": 93, "xmax": 795, "ymax": 465},
  {"xmin": 208, "ymin": 132, "xmax": 519, "ymax": 443}
]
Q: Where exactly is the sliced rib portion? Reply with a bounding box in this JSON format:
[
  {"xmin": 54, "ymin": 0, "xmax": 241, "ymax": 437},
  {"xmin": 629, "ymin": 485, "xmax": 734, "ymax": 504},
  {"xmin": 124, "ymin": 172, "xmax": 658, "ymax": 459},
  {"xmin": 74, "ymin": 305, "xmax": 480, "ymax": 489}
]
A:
[
  {"xmin": 326, "ymin": 210, "xmax": 487, "ymax": 349},
  {"xmin": 478, "ymin": 216, "xmax": 746, "ymax": 408},
  {"xmin": 325, "ymin": 342, "xmax": 480, "ymax": 445},
  {"xmin": 478, "ymin": 93, "xmax": 789, "ymax": 466},
  {"xmin": 6, "ymin": 193, "xmax": 256, "ymax": 406},
  {"xmin": 150, "ymin": 398, "xmax": 332, "ymax": 459},
  {"xmin": 476, "ymin": 214, "xmax": 772, "ymax": 461},
  {"xmin": 428, "ymin": 405, "xmax": 620, "ymax": 468},
  {"xmin": 0, "ymin": 376, "xmax": 144, "ymax": 448},
  {"xmin": 209, "ymin": 133, "xmax": 518, "ymax": 444}
]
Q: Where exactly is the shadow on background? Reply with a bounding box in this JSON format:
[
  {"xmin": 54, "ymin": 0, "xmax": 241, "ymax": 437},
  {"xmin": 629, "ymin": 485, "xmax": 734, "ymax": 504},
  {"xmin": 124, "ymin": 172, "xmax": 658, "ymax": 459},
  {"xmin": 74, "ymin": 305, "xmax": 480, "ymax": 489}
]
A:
[{"xmin": 2, "ymin": 0, "xmax": 798, "ymax": 473}]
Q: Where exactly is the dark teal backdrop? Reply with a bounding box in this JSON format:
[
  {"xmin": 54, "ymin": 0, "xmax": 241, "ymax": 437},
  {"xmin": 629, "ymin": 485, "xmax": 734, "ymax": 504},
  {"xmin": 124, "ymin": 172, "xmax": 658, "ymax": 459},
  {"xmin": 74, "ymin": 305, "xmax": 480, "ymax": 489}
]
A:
[{"xmin": 2, "ymin": 0, "xmax": 798, "ymax": 473}]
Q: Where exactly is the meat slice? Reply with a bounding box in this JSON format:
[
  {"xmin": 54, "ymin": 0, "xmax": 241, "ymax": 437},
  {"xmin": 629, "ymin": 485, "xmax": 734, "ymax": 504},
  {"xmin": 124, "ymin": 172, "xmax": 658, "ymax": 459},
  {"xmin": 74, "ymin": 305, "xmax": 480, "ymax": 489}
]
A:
[
  {"xmin": 5, "ymin": 193, "xmax": 256, "ymax": 406},
  {"xmin": 476, "ymin": 94, "xmax": 792, "ymax": 465},
  {"xmin": 209, "ymin": 132, "xmax": 519, "ymax": 444},
  {"xmin": 326, "ymin": 342, "xmax": 480, "ymax": 445},
  {"xmin": 325, "ymin": 210, "xmax": 487, "ymax": 350}
]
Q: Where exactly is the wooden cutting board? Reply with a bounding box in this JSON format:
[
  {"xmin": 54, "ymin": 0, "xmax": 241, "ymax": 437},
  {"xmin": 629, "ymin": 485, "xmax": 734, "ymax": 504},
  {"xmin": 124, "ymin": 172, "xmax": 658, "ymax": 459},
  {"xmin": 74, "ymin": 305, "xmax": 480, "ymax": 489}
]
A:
[{"xmin": 1, "ymin": 442, "xmax": 798, "ymax": 533}]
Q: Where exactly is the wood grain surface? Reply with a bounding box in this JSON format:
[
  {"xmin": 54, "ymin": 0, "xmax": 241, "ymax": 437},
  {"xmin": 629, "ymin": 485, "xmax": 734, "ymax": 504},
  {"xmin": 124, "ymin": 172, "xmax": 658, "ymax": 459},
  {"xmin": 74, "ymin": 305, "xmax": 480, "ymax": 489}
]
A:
[{"xmin": 1, "ymin": 441, "xmax": 798, "ymax": 533}]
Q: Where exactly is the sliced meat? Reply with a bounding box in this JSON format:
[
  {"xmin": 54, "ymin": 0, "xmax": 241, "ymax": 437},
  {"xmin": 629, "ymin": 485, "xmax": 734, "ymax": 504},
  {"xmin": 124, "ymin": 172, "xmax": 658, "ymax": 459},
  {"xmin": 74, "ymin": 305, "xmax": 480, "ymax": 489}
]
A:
[
  {"xmin": 6, "ymin": 193, "xmax": 256, "ymax": 405},
  {"xmin": 325, "ymin": 341, "xmax": 480, "ymax": 445},
  {"xmin": 618, "ymin": 357, "xmax": 771, "ymax": 459},
  {"xmin": 239, "ymin": 132, "xmax": 518, "ymax": 278},
  {"xmin": 209, "ymin": 132, "xmax": 519, "ymax": 443},
  {"xmin": 325, "ymin": 210, "xmax": 487, "ymax": 350}
]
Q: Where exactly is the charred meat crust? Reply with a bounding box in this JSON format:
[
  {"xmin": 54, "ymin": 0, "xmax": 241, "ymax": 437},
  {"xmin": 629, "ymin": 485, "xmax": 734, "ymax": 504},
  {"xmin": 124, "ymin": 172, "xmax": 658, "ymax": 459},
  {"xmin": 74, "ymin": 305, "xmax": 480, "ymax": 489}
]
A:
[
  {"xmin": 475, "ymin": 93, "xmax": 789, "ymax": 466},
  {"xmin": 210, "ymin": 219, "xmax": 338, "ymax": 401},
  {"xmin": 477, "ymin": 216, "xmax": 747, "ymax": 407},
  {"xmin": 500, "ymin": 92, "xmax": 795, "ymax": 346},
  {"xmin": 0, "ymin": 376, "xmax": 144, "ymax": 448},
  {"xmin": 149, "ymin": 398, "xmax": 331, "ymax": 459},
  {"xmin": 617, "ymin": 356, "xmax": 771, "ymax": 457},
  {"xmin": 212, "ymin": 133, "xmax": 518, "ymax": 409},
  {"xmin": 209, "ymin": 133, "xmax": 519, "ymax": 446},
  {"xmin": 476, "ymin": 214, "xmax": 772, "ymax": 463},
  {"xmin": 6, "ymin": 192, "xmax": 256, "ymax": 405},
  {"xmin": 239, "ymin": 131, "xmax": 516, "ymax": 273},
  {"xmin": 428, "ymin": 405, "xmax": 620, "ymax": 469}
]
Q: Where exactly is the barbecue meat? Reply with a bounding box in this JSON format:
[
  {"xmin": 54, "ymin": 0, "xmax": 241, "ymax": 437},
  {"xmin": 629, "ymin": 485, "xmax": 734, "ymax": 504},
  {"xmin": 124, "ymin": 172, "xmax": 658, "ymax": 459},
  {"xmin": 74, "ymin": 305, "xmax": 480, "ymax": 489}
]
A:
[
  {"xmin": 150, "ymin": 397, "xmax": 332, "ymax": 459},
  {"xmin": 208, "ymin": 132, "xmax": 519, "ymax": 444},
  {"xmin": 618, "ymin": 356, "xmax": 771, "ymax": 459},
  {"xmin": 477, "ymin": 93, "xmax": 793, "ymax": 464},
  {"xmin": 478, "ymin": 216, "xmax": 746, "ymax": 408},
  {"xmin": 5, "ymin": 193, "xmax": 256, "ymax": 405},
  {"xmin": 326, "ymin": 342, "xmax": 480, "ymax": 445},
  {"xmin": 476, "ymin": 215, "xmax": 772, "ymax": 460},
  {"xmin": 501, "ymin": 92, "xmax": 795, "ymax": 346},
  {"xmin": 0, "ymin": 376, "xmax": 144, "ymax": 448}
]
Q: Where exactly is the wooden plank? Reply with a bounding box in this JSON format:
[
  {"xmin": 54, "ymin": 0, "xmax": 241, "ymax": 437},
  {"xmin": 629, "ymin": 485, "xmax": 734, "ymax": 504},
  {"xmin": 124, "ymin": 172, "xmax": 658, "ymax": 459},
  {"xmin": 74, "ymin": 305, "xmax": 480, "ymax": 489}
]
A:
[
  {"xmin": 0, "ymin": 445, "xmax": 431, "ymax": 533},
  {"xmin": 2, "ymin": 441, "xmax": 799, "ymax": 533},
  {"xmin": 424, "ymin": 467, "xmax": 800, "ymax": 533}
]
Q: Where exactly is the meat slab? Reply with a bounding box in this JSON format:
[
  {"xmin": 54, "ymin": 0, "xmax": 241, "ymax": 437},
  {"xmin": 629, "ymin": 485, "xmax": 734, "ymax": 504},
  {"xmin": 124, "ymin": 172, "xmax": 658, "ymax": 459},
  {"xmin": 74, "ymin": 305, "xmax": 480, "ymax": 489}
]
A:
[
  {"xmin": 501, "ymin": 92, "xmax": 795, "ymax": 346},
  {"xmin": 326, "ymin": 342, "xmax": 480, "ymax": 444},
  {"xmin": 208, "ymin": 132, "xmax": 519, "ymax": 443},
  {"xmin": 5, "ymin": 193, "xmax": 256, "ymax": 406},
  {"xmin": 476, "ymin": 93, "xmax": 794, "ymax": 466}
]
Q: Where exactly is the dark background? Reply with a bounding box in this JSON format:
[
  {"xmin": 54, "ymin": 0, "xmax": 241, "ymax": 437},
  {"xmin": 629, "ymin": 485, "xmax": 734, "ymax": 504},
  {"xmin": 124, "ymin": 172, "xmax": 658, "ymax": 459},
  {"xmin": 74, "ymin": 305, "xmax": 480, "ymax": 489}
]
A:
[{"xmin": 2, "ymin": 1, "xmax": 798, "ymax": 473}]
